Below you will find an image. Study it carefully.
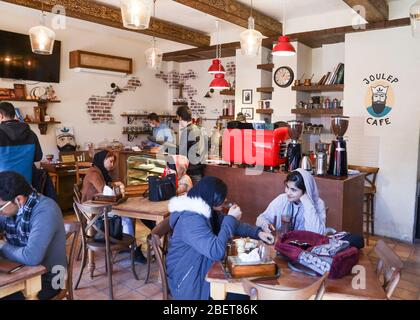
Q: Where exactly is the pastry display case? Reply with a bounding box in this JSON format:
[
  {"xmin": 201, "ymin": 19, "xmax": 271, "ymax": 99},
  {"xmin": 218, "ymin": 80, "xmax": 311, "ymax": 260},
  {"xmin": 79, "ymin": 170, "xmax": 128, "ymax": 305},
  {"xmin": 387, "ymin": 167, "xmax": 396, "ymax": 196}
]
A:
[{"xmin": 126, "ymin": 155, "xmax": 166, "ymax": 186}]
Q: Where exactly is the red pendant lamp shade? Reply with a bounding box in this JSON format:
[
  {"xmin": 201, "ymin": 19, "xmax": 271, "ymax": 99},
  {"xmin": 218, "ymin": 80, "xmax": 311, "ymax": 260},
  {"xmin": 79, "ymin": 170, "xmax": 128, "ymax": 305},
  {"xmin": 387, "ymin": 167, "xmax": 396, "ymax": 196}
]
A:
[
  {"xmin": 208, "ymin": 58, "xmax": 226, "ymax": 74},
  {"xmin": 209, "ymin": 73, "xmax": 229, "ymax": 90},
  {"xmin": 272, "ymin": 36, "xmax": 296, "ymax": 56}
]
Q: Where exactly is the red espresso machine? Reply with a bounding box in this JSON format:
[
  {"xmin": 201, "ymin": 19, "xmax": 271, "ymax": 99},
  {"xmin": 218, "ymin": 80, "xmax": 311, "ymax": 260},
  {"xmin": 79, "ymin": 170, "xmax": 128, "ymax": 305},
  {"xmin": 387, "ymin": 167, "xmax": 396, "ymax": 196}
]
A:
[{"xmin": 222, "ymin": 127, "xmax": 289, "ymax": 169}]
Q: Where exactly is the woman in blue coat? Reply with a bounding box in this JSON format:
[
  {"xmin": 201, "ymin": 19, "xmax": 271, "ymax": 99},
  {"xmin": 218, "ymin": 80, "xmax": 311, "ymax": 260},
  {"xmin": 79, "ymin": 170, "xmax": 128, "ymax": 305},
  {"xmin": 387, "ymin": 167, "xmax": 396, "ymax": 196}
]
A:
[{"xmin": 166, "ymin": 176, "xmax": 274, "ymax": 300}]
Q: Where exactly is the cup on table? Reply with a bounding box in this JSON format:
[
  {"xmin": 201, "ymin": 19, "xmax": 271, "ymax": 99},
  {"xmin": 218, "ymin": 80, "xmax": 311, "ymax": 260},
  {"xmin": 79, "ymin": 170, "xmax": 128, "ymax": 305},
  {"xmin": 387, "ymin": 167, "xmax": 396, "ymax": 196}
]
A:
[{"xmin": 234, "ymin": 238, "xmax": 245, "ymax": 254}]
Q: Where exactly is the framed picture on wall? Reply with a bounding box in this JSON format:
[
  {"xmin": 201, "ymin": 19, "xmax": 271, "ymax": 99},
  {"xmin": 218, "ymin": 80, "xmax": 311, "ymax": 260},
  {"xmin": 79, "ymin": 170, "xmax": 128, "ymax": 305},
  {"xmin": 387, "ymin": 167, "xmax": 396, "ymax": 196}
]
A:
[
  {"xmin": 241, "ymin": 107, "xmax": 254, "ymax": 120},
  {"xmin": 242, "ymin": 89, "xmax": 252, "ymax": 104}
]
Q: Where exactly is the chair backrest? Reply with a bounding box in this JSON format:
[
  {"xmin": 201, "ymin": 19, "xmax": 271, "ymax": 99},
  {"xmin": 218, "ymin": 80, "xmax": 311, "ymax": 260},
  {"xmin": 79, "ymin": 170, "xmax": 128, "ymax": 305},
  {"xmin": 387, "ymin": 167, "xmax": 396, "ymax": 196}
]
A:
[
  {"xmin": 150, "ymin": 217, "xmax": 172, "ymax": 300},
  {"xmin": 242, "ymin": 272, "xmax": 329, "ymax": 300},
  {"xmin": 348, "ymin": 165, "xmax": 379, "ymax": 192},
  {"xmin": 76, "ymin": 161, "xmax": 92, "ymax": 184},
  {"xmin": 51, "ymin": 221, "xmax": 80, "ymax": 300},
  {"xmin": 374, "ymin": 240, "xmax": 403, "ymax": 299},
  {"xmin": 74, "ymin": 183, "xmax": 83, "ymax": 204}
]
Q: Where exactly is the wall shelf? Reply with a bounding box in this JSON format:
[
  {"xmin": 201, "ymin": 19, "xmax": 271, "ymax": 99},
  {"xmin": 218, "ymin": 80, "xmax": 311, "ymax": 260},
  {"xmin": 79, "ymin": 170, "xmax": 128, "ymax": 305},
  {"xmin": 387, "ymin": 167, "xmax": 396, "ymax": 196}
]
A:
[
  {"xmin": 121, "ymin": 113, "xmax": 176, "ymax": 125},
  {"xmin": 291, "ymin": 84, "xmax": 344, "ymax": 92},
  {"xmin": 220, "ymin": 90, "xmax": 235, "ymax": 96},
  {"xmin": 256, "ymin": 109, "xmax": 273, "ymax": 114},
  {"xmin": 122, "ymin": 130, "xmax": 153, "ymax": 142},
  {"xmin": 291, "ymin": 108, "xmax": 343, "ymax": 116},
  {"xmin": 28, "ymin": 121, "xmax": 61, "ymax": 135},
  {"xmin": 6, "ymin": 99, "xmax": 62, "ymax": 135},
  {"xmin": 257, "ymin": 63, "xmax": 274, "ymax": 71},
  {"xmin": 172, "ymin": 101, "xmax": 188, "ymax": 106},
  {"xmin": 256, "ymin": 87, "xmax": 274, "ymax": 93},
  {"xmin": 219, "ymin": 115, "xmax": 234, "ymax": 120},
  {"xmin": 0, "ymin": 98, "xmax": 61, "ymax": 103}
]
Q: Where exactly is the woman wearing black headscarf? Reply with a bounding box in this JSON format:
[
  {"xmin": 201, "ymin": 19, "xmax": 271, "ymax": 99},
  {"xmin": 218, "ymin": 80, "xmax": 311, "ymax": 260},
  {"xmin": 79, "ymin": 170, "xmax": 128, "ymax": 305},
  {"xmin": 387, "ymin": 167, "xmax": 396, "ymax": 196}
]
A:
[
  {"xmin": 80, "ymin": 150, "xmax": 144, "ymax": 262},
  {"xmin": 166, "ymin": 176, "xmax": 274, "ymax": 300}
]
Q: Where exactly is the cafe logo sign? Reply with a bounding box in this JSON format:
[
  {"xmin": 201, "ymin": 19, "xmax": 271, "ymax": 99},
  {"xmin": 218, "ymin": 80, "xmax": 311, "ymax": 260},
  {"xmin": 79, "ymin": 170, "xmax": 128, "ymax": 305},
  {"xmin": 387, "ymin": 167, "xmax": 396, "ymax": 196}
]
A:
[{"xmin": 363, "ymin": 73, "xmax": 398, "ymax": 126}]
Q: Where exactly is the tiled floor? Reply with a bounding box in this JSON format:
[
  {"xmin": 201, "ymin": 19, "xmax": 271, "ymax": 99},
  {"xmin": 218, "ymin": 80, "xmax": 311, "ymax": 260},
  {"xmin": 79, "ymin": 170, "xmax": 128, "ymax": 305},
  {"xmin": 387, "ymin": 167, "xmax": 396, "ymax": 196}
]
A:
[{"xmin": 64, "ymin": 214, "xmax": 420, "ymax": 300}]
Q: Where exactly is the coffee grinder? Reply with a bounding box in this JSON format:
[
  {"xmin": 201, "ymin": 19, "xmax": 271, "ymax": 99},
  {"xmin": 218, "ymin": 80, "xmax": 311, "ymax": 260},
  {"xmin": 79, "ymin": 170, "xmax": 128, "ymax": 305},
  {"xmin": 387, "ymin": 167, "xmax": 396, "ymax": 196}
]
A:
[
  {"xmin": 328, "ymin": 116, "xmax": 349, "ymax": 176},
  {"xmin": 286, "ymin": 120, "xmax": 303, "ymax": 172}
]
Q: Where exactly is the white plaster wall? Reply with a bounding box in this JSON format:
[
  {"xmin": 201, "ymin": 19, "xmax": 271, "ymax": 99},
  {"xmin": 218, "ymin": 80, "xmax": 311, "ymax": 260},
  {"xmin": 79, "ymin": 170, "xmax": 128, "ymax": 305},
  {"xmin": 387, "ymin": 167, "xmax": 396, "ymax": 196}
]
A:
[
  {"xmin": 344, "ymin": 26, "xmax": 420, "ymax": 242},
  {"xmin": 177, "ymin": 57, "xmax": 235, "ymax": 135},
  {"xmin": 0, "ymin": 3, "xmax": 170, "ymax": 159}
]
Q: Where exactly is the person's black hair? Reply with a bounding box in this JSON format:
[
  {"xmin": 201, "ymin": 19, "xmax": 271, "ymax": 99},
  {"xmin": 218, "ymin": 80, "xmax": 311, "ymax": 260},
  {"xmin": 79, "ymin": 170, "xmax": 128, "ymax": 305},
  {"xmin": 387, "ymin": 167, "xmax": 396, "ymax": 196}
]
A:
[
  {"xmin": 92, "ymin": 150, "xmax": 114, "ymax": 185},
  {"xmin": 0, "ymin": 171, "xmax": 33, "ymax": 201},
  {"xmin": 187, "ymin": 176, "xmax": 227, "ymax": 208},
  {"xmin": 285, "ymin": 171, "xmax": 306, "ymax": 193},
  {"xmin": 0, "ymin": 102, "xmax": 16, "ymax": 119},
  {"xmin": 176, "ymin": 105, "xmax": 192, "ymax": 122},
  {"xmin": 147, "ymin": 113, "xmax": 160, "ymax": 122}
]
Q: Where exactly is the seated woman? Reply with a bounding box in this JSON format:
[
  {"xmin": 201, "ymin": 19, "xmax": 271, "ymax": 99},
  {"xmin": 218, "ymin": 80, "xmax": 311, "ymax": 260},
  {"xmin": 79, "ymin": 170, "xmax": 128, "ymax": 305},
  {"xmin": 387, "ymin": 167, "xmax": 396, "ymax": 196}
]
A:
[
  {"xmin": 256, "ymin": 168, "xmax": 326, "ymax": 235},
  {"xmin": 80, "ymin": 150, "xmax": 143, "ymax": 262},
  {"xmin": 164, "ymin": 155, "xmax": 193, "ymax": 196},
  {"xmin": 166, "ymin": 176, "xmax": 274, "ymax": 300}
]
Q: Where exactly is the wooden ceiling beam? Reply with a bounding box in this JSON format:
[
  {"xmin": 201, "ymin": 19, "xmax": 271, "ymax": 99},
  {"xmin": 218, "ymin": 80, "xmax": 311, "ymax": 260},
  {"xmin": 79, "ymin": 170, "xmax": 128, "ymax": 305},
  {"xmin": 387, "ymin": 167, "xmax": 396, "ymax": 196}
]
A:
[
  {"xmin": 172, "ymin": 0, "xmax": 282, "ymax": 37},
  {"xmin": 342, "ymin": 0, "xmax": 389, "ymax": 23},
  {"xmin": 2, "ymin": 0, "xmax": 210, "ymax": 47},
  {"xmin": 262, "ymin": 17, "xmax": 409, "ymax": 49}
]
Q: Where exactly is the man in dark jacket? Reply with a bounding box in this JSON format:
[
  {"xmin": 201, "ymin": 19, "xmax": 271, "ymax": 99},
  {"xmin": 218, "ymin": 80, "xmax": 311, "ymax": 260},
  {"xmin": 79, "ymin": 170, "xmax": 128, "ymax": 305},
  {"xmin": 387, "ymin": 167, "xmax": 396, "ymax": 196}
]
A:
[
  {"xmin": 173, "ymin": 106, "xmax": 207, "ymax": 185},
  {"xmin": 0, "ymin": 102, "xmax": 43, "ymax": 183}
]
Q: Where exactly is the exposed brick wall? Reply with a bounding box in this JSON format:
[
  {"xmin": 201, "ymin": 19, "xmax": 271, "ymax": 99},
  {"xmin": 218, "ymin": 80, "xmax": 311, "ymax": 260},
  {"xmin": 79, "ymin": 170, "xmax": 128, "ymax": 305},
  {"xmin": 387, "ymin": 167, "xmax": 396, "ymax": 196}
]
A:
[{"xmin": 86, "ymin": 77, "xmax": 142, "ymax": 124}]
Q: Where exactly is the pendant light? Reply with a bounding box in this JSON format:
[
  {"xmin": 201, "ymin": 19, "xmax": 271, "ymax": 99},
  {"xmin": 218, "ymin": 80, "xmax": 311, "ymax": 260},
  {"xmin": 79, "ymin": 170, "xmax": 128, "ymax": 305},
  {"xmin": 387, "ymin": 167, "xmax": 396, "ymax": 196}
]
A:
[
  {"xmin": 240, "ymin": 0, "xmax": 263, "ymax": 56},
  {"xmin": 272, "ymin": 0, "xmax": 296, "ymax": 57},
  {"xmin": 29, "ymin": 4, "xmax": 55, "ymax": 55},
  {"xmin": 208, "ymin": 20, "xmax": 226, "ymax": 75},
  {"xmin": 120, "ymin": 0, "xmax": 153, "ymax": 30},
  {"xmin": 410, "ymin": 1, "xmax": 420, "ymax": 38},
  {"xmin": 145, "ymin": 0, "xmax": 162, "ymax": 70},
  {"xmin": 209, "ymin": 20, "xmax": 229, "ymax": 90}
]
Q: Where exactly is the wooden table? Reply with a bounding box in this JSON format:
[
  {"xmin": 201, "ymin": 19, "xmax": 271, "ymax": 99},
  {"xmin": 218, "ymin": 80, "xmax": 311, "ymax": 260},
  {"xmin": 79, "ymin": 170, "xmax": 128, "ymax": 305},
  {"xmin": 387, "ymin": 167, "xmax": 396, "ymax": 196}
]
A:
[
  {"xmin": 83, "ymin": 197, "xmax": 169, "ymax": 277},
  {"xmin": 205, "ymin": 249, "xmax": 386, "ymax": 300},
  {"xmin": 0, "ymin": 264, "xmax": 46, "ymax": 300},
  {"xmin": 84, "ymin": 197, "xmax": 169, "ymax": 225}
]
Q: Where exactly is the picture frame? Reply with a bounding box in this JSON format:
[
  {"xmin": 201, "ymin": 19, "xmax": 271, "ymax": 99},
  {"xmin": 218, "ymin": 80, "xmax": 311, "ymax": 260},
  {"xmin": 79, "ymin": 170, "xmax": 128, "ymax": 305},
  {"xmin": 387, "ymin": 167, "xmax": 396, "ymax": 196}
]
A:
[
  {"xmin": 241, "ymin": 107, "xmax": 254, "ymax": 120},
  {"xmin": 242, "ymin": 89, "xmax": 252, "ymax": 104}
]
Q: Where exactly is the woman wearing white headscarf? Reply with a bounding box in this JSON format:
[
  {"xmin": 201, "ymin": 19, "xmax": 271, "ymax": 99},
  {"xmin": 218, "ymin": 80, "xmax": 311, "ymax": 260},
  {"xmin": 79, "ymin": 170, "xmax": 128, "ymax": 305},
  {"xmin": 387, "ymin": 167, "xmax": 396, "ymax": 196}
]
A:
[{"xmin": 256, "ymin": 168, "xmax": 326, "ymax": 235}]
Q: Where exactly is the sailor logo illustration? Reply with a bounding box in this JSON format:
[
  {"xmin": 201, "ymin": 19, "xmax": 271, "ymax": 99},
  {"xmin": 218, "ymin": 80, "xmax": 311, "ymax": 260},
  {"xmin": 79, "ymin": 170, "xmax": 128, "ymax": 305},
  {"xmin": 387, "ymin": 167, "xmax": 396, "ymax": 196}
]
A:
[
  {"xmin": 367, "ymin": 85, "xmax": 392, "ymax": 117},
  {"xmin": 363, "ymin": 73, "xmax": 397, "ymax": 126}
]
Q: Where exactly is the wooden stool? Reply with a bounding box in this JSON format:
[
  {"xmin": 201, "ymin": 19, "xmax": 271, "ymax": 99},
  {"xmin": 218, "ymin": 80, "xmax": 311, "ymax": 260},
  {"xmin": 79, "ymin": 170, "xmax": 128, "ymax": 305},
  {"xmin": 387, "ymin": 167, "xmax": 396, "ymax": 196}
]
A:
[{"xmin": 348, "ymin": 165, "xmax": 379, "ymax": 245}]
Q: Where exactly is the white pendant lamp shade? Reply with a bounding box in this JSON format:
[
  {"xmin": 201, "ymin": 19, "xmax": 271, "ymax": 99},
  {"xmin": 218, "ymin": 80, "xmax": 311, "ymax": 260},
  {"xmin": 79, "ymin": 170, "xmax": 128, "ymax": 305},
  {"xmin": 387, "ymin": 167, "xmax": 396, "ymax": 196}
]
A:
[
  {"xmin": 240, "ymin": 17, "xmax": 263, "ymax": 56},
  {"xmin": 410, "ymin": 1, "xmax": 420, "ymax": 38},
  {"xmin": 120, "ymin": 0, "xmax": 153, "ymax": 30},
  {"xmin": 145, "ymin": 41, "xmax": 163, "ymax": 70},
  {"xmin": 29, "ymin": 14, "xmax": 55, "ymax": 55}
]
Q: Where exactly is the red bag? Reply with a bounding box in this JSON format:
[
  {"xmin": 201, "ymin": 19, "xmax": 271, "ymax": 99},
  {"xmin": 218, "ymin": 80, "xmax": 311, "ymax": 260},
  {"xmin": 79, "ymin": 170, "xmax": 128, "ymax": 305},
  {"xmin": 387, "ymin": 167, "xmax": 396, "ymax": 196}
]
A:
[{"xmin": 275, "ymin": 230, "xmax": 359, "ymax": 279}]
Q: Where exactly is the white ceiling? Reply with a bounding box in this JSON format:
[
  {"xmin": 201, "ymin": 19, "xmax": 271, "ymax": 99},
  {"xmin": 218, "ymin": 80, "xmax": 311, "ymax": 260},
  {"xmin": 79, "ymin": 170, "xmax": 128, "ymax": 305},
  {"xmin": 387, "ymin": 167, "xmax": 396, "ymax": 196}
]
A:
[{"xmin": 0, "ymin": 0, "xmax": 410, "ymax": 53}]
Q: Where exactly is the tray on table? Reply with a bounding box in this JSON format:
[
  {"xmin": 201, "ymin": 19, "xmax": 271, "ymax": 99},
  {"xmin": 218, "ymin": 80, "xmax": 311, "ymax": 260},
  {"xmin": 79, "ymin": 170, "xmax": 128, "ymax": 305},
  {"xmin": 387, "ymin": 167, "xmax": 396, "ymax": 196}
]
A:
[{"xmin": 225, "ymin": 256, "xmax": 279, "ymax": 279}]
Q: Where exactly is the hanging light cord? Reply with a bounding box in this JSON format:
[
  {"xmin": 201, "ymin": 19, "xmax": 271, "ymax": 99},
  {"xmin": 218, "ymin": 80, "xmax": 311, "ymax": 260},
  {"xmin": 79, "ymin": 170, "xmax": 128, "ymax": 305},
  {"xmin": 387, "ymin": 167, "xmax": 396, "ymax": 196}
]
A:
[
  {"xmin": 250, "ymin": 0, "xmax": 253, "ymax": 18},
  {"xmin": 282, "ymin": 0, "xmax": 285, "ymax": 36},
  {"xmin": 152, "ymin": 0, "xmax": 157, "ymax": 46}
]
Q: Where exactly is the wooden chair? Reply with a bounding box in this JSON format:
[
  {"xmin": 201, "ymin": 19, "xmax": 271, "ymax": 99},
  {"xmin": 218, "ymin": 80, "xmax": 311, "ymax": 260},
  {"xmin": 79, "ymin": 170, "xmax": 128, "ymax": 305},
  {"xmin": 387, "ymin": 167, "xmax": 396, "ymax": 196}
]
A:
[
  {"xmin": 49, "ymin": 172, "xmax": 59, "ymax": 195},
  {"xmin": 51, "ymin": 221, "xmax": 80, "ymax": 300},
  {"xmin": 75, "ymin": 161, "xmax": 92, "ymax": 185},
  {"xmin": 374, "ymin": 240, "xmax": 403, "ymax": 299},
  {"xmin": 348, "ymin": 165, "xmax": 379, "ymax": 245},
  {"xmin": 144, "ymin": 217, "xmax": 171, "ymax": 300},
  {"xmin": 242, "ymin": 272, "xmax": 329, "ymax": 300},
  {"xmin": 73, "ymin": 202, "xmax": 139, "ymax": 300}
]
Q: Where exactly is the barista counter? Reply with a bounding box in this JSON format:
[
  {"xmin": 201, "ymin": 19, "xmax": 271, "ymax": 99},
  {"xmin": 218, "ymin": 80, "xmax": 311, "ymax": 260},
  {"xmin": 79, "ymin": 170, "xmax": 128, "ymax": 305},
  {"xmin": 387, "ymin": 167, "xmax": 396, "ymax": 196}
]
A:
[{"xmin": 204, "ymin": 164, "xmax": 364, "ymax": 235}]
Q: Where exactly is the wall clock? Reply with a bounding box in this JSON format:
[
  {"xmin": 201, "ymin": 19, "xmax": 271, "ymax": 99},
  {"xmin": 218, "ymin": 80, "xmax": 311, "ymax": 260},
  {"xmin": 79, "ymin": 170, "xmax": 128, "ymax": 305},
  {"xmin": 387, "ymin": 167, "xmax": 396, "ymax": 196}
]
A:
[{"xmin": 274, "ymin": 66, "xmax": 294, "ymax": 88}]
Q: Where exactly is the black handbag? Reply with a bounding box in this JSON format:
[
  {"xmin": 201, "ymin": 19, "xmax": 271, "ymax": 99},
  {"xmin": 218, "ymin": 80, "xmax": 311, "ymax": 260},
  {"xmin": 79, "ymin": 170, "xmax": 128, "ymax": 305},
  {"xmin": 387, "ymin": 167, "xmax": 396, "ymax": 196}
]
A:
[
  {"xmin": 146, "ymin": 174, "xmax": 176, "ymax": 202},
  {"xmin": 93, "ymin": 215, "xmax": 123, "ymax": 242}
]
